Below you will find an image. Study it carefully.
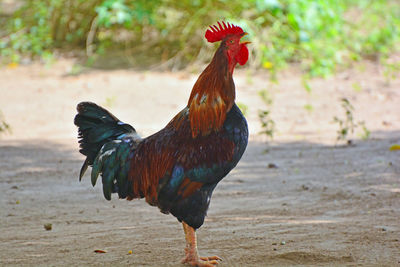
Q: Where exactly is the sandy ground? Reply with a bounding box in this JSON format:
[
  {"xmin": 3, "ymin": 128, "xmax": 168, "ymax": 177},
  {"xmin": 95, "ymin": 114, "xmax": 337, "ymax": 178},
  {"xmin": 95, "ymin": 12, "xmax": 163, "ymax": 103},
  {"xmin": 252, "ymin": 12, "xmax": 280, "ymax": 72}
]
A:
[{"xmin": 0, "ymin": 59, "xmax": 399, "ymax": 266}]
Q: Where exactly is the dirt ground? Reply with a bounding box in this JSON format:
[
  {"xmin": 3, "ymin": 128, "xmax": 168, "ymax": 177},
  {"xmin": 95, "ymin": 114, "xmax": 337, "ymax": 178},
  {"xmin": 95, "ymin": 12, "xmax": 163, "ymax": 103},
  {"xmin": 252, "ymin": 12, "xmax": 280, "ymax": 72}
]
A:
[{"xmin": 0, "ymin": 59, "xmax": 399, "ymax": 266}]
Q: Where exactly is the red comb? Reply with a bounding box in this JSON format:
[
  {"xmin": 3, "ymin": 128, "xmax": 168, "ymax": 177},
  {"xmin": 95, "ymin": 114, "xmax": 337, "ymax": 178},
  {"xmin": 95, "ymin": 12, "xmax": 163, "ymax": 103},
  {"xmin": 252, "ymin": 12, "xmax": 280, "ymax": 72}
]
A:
[{"xmin": 205, "ymin": 21, "xmax": 244, "ymax": 43}]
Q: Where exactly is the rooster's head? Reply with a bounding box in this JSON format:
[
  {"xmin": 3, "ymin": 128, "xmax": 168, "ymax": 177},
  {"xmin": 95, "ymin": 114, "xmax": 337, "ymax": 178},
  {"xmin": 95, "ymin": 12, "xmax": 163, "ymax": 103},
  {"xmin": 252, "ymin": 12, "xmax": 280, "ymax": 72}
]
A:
[{"xmin": 205, "ymin": 21, "xmax": 250, "ymax": 69}]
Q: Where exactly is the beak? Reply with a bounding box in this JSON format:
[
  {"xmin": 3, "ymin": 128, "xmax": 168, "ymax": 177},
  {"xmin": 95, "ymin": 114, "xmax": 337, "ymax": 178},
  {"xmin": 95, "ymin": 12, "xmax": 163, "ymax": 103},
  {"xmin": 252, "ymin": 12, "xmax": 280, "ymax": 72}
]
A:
[{"xmin": 240, "ymin": 32, "xmax": 251, "ymax": 44}]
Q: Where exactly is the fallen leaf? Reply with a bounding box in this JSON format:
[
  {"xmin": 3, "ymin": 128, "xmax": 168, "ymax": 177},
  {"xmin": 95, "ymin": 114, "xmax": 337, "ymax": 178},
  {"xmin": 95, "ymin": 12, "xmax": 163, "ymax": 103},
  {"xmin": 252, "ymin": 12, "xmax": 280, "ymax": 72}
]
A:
[
  {"xmin": 44, "ymin": 223, "xmax": 52, "ymax": 231},
  {"xmin": 268, "ymin": 163, "xmax": 278, "ymax": 169},
  {"xmin": 389, "ymin": 144, "xmax": 400, "ymax": 151},
  {"xmin": 94, "ymin": 249, "xmax": 107, "ymax": 253}
]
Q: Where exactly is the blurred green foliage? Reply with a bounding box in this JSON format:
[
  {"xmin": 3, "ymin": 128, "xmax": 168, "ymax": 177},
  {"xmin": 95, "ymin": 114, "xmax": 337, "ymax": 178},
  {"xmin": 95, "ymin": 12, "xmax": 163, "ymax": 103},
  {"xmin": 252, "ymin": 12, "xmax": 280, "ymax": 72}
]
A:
[{"xmin": 0, "ymin": 0, "xmax": 399, "ymax": 75}]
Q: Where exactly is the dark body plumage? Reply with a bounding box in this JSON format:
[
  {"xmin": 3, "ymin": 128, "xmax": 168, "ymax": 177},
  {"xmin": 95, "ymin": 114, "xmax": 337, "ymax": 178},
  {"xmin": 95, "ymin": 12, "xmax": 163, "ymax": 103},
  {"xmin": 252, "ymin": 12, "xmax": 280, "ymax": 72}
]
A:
[
  {"xmin": 154, "ymin": 103, "xmax": 248, "ymax": 228},
  {"xmin": 75, "ymin": 101, "xmax": 248, "ymax": 229}
]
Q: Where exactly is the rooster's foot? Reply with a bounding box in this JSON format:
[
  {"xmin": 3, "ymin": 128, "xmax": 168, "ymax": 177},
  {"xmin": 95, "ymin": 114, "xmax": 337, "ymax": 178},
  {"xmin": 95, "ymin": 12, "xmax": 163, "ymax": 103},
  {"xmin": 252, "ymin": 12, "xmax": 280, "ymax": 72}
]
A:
[{"xmin": 181, "ymin": 251, "xmax": 222, "ymax": 266}]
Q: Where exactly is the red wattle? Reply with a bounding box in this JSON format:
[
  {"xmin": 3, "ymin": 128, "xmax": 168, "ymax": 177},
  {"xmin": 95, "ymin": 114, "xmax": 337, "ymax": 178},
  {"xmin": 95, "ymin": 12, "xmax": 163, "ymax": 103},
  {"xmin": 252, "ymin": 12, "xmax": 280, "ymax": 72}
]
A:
[{"xmin": 236, "ymin": 45, "xmax": 249, "ymax": 66}]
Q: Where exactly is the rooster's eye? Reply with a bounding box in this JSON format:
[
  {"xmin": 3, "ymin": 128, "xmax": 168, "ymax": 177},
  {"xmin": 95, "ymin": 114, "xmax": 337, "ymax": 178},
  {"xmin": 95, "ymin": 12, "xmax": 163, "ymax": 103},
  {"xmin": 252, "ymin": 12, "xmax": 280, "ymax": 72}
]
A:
[{"xmin": 229, "ymin": 40, "xmax": 234, "ymax": 44}]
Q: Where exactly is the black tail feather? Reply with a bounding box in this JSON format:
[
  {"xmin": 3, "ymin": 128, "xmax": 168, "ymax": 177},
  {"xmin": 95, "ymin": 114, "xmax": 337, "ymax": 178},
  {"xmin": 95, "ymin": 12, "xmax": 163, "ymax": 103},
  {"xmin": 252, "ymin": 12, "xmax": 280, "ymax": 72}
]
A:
[{"xmin": 74, "ymin": 102, "xmax": 136, "ymax": 180}]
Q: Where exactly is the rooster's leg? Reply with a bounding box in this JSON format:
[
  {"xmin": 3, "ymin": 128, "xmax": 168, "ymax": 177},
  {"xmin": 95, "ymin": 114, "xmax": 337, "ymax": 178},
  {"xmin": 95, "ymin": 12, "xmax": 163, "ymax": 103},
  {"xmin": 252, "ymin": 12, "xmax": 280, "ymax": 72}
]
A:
[{"xmin": 181, "ymin": 222, "xmax": 222, "ymax": 267}]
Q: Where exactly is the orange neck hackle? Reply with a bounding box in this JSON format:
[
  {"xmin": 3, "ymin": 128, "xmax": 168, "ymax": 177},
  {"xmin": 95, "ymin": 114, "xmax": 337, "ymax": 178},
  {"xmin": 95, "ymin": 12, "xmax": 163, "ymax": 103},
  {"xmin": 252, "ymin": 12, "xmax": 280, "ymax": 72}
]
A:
[
  {"xmin": 186, "ymin": 21, "xmax": 249, "ymax": 138},
  {"xmin": 187, "ymin": 47, "xmax": 235, "ymax": 138}
]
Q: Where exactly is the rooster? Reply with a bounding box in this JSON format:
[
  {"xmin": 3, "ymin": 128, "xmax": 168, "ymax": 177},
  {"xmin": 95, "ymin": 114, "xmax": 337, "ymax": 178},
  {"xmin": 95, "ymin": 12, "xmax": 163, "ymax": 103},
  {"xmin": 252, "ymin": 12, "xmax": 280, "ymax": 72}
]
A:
[{"xmin": 74, "ymin": 21, "xmax": 249, "ymax": 267}]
